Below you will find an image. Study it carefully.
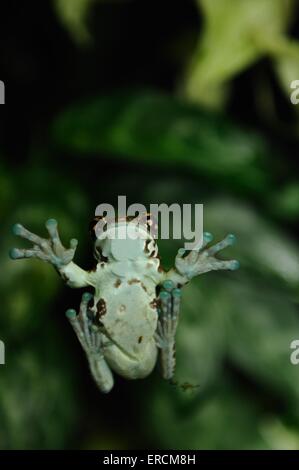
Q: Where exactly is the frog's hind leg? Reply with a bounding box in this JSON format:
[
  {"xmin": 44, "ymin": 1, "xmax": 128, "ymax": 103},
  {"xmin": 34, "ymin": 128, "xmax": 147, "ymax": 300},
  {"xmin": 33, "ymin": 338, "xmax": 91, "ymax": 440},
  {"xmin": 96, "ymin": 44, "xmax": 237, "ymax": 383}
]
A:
[
  {"xmin": 66, "ymin": 292, "xmax": 114, "ymax": 393},
  {"xmin": 155, "ymin": 281, "xmax": 182, "ymax": 380}
]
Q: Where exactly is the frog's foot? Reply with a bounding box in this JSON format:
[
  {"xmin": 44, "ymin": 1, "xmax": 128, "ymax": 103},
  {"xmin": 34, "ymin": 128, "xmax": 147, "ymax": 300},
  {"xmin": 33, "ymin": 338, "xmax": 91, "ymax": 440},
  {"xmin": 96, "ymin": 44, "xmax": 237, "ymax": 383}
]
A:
[
  {"xmin": 175, "ymin": 232, "xmax": 239, "ymax": 280},
  {"xmin": 66, "ymin": 292, "xmax": 114, "ymax": 393},
  {"xmin": 155, "ymin": 280, "xmax": 182, "ymax": 380},
  {"xmin": 9, "ymin": 219, "xmax": 78, "ymax": 268}
]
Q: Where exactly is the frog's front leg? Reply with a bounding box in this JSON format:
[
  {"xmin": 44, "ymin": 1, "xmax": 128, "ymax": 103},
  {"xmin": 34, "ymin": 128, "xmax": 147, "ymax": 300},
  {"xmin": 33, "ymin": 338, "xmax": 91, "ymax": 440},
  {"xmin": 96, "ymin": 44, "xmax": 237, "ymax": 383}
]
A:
[
  {"xmin": 66, "ymin": 293, "xmax": 114, "ymax": 393},
  {"xmin": 155, "ymin": 280, "xmax": 182, "ymax": 380},
  {"xmin": 9, "ymin": 219, "xmax": 92, "ymax": 288},
  {"xmin": 166, "ymin": 232, "xmax": 240, "ymax": 286}
]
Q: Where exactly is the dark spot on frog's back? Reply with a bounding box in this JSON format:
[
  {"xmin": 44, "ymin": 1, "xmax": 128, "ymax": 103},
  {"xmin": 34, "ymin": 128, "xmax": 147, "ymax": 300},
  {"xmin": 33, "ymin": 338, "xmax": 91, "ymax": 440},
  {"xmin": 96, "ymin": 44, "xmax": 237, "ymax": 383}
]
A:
[
  {"xmin": 96, "ymin": 298, "xmax": 107, "ymax": 323},
  {"xmin": 88, "ymin": 264, "xmax": 97, "ymax": 272},
  {"xmin": 150, "ymin": 298, "xmax": 159, "ymax": 309},
  {"xmin": 141, "ymin": 282, "xmax": 148, "ymax": 293},
  {"xmin": 114, "ymin": 279, "xmax": 122, "ymax": 288},
  {"xmin": 158, "ymin": 258, "xmax": 164, "ymax": 272},
  {"xmin": 128, "ymin": 278, "xmax": 140, "ymax": 285},
  {"xmin": 138, "ymin": 336, "xmax": 143, "ymax": 344}
]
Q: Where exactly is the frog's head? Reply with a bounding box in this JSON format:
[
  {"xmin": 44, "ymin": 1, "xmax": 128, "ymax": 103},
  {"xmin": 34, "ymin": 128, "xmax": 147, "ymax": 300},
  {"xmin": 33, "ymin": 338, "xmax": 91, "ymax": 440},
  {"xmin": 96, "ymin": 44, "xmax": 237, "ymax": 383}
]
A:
[{"xmin": 89, "ymin": 215, "xmax": 159, "ymax": 263}]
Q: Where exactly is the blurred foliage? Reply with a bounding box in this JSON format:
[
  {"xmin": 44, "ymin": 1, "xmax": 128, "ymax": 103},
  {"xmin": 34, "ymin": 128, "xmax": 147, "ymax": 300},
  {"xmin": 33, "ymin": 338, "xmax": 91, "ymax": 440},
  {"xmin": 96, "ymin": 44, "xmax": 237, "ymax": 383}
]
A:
[
  {"xmin": 53, "ymin": 0, "xmax": 96, "ymax": 43},
  {"xmin": 0, "ymin": 165, "xmax": 89, "ymax": 448},
  {"xmin": 183, "ymin": 0, "xmax": 299, "ymax": 109},
  {"xmin": 52, "ymin": 91, "xmax": 274, "ymax": 195},
  {"xmin": 52, "ymin": 90, "xmax": 299, "ymax": 217},
  {"xmin": 49, "ymin": 89, "xmax": 299, "ymax": 449},
  {"xmin": 1, "ymin": 0, "xmax": 299, "ymax": 451}
]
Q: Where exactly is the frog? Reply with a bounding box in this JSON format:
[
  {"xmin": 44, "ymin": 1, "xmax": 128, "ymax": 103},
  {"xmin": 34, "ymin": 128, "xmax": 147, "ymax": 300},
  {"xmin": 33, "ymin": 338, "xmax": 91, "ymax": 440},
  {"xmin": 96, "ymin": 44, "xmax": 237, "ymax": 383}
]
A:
[{"xmin": 9, "ymin": 216, "xmax": 239, "ymax": 393}]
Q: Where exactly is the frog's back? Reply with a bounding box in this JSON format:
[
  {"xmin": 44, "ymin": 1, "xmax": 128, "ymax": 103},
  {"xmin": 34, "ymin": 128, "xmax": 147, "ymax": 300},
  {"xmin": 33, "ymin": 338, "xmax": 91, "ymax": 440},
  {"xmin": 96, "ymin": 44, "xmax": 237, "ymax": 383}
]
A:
[{"xmin": 93, "ymin": 278, "xmax": 158, "ymax": 357}]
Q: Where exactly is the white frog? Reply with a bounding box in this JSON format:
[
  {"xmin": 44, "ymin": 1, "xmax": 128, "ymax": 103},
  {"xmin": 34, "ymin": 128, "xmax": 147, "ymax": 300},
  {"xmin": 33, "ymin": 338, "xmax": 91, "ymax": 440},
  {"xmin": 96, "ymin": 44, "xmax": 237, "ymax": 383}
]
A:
[{"xmin": 9, "ymin": 216, "xmax": 239, "ymax": 393}]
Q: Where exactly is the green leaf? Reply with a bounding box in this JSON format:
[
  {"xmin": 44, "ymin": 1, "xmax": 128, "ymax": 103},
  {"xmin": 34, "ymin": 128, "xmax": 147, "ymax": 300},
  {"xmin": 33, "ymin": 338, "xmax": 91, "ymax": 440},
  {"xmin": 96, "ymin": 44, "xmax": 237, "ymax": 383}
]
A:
[
  {"xmin": 183, "ymin": 0, "xmax": 297, "ymax": 108},
  {"xmin": 53, "ymin": 0, "xmax": 96, "ymax": 43},
  {"xmin": 52, "ymin": 90, "xmax": 274, "ymax": 195},
  {"xmin": 205, "ymin": 198, "xmax": 299, "ymax": 289},
  {"xmin": 0, "ymin": 347, "xmax": 78, "ymax": 449},
  {"xmin": 147, "ymin": 378, "xmax": 272, "ymax": 449}
]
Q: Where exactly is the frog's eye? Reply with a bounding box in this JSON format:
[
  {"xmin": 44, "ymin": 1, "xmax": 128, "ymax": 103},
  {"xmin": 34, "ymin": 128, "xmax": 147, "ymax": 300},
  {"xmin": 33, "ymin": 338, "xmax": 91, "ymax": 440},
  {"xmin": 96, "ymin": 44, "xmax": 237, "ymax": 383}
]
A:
[
  {"xmin": 145, "ymin": 238, "xmax": 158, "ymax": 258},
  {"xmin": 89, "ymin": 217, "xmax": 107, "ymax": 240},
  {"xmin": 134, "ymin": 213, "xmax": 158, "ymax": 238}
]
